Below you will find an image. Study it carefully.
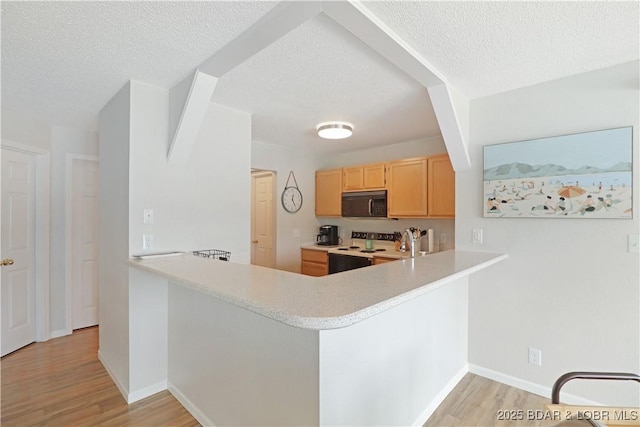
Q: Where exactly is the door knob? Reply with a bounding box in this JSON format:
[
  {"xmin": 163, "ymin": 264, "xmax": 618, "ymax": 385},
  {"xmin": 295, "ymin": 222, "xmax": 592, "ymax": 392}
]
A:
[
  {"xmin": 1, "ymin": 259, "xmax": 14, "ymax": 266},
  {"xmin": 252, "ymin": 240, "xmax": 258, "ymax": 244}
]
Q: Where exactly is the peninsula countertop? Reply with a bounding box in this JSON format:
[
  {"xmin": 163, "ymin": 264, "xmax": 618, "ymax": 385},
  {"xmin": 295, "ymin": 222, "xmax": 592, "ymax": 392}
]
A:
[{"xmin": 128, "ymin": 250, "xmax": 507, "ymax": 330}]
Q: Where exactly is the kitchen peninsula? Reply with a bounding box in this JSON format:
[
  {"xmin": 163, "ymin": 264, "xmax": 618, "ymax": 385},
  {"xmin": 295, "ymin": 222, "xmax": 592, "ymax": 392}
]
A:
[{"xmin": 126, "ymin": 250, "xmax": 506, "ymax": 426}]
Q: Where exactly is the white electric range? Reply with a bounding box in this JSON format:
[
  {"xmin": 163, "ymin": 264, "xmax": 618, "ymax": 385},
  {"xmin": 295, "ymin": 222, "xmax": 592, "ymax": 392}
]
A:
[{"xmin": 327, "ymin": 232, "xmax": 402, "ymax": 273}]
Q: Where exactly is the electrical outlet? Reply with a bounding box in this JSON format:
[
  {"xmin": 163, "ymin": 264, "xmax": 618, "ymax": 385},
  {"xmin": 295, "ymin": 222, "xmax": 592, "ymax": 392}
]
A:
[
  {"xmin": 528, "ymin": 347, "xmax": 542, "ymax": 367},
  {"xmin": 472, "ymin": 229, "xmax": 483, "ymax": 244},
  {"xmin": 292, "ymin": 229, "xmax": 300, "ymax": 238},
  {"xmin": 142, "ymin": 234, "xmax": 154, "ymax": 250},
  {"xmin": 629, "ymin": 234, "xmax": 640, "ymax": 253},
  {"xmin": 440, "ymin": 233, "xmax": 447, "ymax": 244}
]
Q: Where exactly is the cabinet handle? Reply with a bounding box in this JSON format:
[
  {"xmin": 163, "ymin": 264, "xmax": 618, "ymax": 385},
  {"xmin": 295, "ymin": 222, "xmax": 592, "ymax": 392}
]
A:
[
  {"xmin": 1, "ymin": 259, "xmax": 14, "ymax": 266},
  {"xmin": 252, "ymin": 240, "xmax": 258, "ymax": 244}
]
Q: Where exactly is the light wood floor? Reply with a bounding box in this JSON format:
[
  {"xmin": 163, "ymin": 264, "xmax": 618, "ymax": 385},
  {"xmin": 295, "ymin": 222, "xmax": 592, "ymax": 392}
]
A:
[
  {"xmin": 424, "ymin": 372, "xmax": 556, "ymax": 427},
  {"xmin": 1, "ymin": 326, "xmax": 198, "ymax": 426},
  {"xmin": 2, "ymin": 327, "xmax": 556, "ymax": 427}
]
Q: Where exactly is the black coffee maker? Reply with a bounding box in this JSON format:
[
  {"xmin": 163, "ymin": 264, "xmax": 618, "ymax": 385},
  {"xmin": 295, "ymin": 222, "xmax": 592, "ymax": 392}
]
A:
[{"xmin": 317, "ymin": 225, "xmax": 339, "ymax": 246}]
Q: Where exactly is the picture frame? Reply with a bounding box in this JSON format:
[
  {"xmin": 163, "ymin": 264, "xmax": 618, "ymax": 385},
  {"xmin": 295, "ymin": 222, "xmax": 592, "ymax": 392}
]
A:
[{"xmin": 483, "ymin": 126, "xmax": 633, "ymax": 218}]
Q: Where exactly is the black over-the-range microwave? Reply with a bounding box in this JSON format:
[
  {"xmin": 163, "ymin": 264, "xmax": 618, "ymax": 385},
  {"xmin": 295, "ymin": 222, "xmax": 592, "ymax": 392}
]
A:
[{"xmin": 341, "ymin": 190, "xmax": 387, "ymax": 218}]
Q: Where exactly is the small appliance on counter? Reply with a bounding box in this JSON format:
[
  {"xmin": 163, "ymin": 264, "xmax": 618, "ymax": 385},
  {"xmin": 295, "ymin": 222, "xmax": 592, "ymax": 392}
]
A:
[{"xmin": 316, "ymin": 225, "xmax": 339, "ymax": 246}]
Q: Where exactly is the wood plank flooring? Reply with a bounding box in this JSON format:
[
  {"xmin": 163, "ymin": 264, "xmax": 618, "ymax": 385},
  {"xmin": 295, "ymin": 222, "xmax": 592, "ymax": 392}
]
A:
[
  {"xmin": 1, "ymin": 326, "xmax": 198, "ymax": 426},
  {"xmin": 424, "ymin": 372, "xmax": 556, "ymax": 427},
  {"xmin": 2, "ymin": 326, "xmax": 557, "ymax": 426}
]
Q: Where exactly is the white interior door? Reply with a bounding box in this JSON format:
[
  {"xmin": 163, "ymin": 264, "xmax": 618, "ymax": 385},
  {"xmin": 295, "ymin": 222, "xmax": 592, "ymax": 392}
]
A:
[
  {"xmin": 251, "ymin": 171, "xmax": 275, "ymax": 268},
  {"xmin": 1, "ymin": 148, "xmax": 36, "ymax": 356},
  {"xmin": 71, "ymin": 159, "xmax": 99, "ymax": 329}
]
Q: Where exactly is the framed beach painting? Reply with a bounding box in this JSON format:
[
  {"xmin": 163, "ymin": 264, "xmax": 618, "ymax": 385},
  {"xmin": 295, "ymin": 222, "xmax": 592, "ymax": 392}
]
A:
[{"xmin": 483, "ymin": 126, "xmax": 633, "ymax": 218}]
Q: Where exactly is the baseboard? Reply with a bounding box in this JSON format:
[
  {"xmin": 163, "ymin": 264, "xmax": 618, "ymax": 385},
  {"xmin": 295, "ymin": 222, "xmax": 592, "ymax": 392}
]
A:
[
  {"xmin": 168, "ymin": 381, "xmax": 216, "ymax": 427},
  {"xmin": 469, "ymin": 364, "xmax": 602, "ymax": 406},
  {"xmin": 50, "ymin": 329, "xmax": 69, "ymax": 339},
  {"xmin": 128, "ymin": 380, "xmax": 167, "ymax": 404},
  {"xmin": 98, "ymin": 350, "xmax": 129, "ymax": 402},
  {"xmin": 413, "ymin": 364, "xmax": 469, "ymax": 426}
]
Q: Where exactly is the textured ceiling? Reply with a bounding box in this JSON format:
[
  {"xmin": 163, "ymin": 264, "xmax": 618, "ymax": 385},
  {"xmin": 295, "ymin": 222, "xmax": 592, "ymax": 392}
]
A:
[
  {"xmin": 1, "ymin": 1, "xmax": 638, "ymax": 153},
  {"xmin": 1, "ymin": 1, "xmax": 277, "ymax": 131},
  {"xmin": 213, "ymin": 13, "xmax": 438, "ymax": 152},
  {"xmin": 365, "ymin": 1, "xmax": 640, "ymax": 98}
]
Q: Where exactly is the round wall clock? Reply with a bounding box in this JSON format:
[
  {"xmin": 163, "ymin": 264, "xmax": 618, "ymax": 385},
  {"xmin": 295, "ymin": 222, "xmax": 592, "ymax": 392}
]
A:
[{"xmin": 281, "ymin": 171, "xmax": 303, "ymax": 213}]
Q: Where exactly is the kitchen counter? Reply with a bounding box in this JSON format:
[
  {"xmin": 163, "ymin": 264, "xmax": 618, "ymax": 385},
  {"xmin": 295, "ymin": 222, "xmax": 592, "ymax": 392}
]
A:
[
  {"xmin": 125, "ymin": 249, "xmax": 507, "ymax": 426},
  {"xmin": 128, "ymin": 249, "xmax": 506, "ymax": 330}
]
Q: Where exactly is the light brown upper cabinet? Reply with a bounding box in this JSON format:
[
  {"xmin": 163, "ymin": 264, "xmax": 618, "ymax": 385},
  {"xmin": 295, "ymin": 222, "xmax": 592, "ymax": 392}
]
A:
[
  {"xmin": 427, "ymin": 154, "xmax": 455, "ymax": 218},
  {"xmin": 386, "ymin": 157, "xmax": 428, "ymax": 218},
  {"xmin": 343, "ymin": 163, "xmax": 386, "ymax": 192},
  {"xmin": 315, "ymin": 168, "xmax": 343, "ymax": 217},
  {"xmin": 316, "ymin": 154, "xmax": 455, "ymax": 219}
]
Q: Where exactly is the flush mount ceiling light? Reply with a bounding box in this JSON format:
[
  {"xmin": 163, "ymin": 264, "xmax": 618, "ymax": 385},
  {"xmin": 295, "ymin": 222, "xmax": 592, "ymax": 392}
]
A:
[{"xmin": 316, "ymin": 122, "xmax": 353, "ymax": 139}]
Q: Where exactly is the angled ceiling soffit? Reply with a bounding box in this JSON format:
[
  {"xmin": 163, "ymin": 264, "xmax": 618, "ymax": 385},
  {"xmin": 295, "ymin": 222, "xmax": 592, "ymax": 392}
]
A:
[{"xmin": 168, "ymin": 0, "xmax": 470, "ymax": 170}]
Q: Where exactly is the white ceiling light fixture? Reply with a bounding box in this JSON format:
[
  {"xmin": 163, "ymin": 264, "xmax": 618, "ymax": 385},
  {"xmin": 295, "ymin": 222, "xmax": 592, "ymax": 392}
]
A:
[{"xmin": 317, "ymin": 121, "xmax": 353, "ymax": 139}]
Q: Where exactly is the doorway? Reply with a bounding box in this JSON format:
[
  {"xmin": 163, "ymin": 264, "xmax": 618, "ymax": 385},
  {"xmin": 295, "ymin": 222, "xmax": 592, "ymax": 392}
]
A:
[
  {"xmin": 68, "ymin": 157, "xmax": 99, "ymax": 330},
  {"xmin": 251, "ymin": 170, "xmax": 276, "ymax": 268},
  {"xmin": 1, "ymin": 143, "xmax": 50, "ymax": 356}
]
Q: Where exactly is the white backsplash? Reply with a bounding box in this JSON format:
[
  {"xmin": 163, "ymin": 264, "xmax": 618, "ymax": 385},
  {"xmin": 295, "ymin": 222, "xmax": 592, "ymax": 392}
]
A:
[{"xmin": 318, "ymin": 217, "xmax": 455, "ymax": 252}]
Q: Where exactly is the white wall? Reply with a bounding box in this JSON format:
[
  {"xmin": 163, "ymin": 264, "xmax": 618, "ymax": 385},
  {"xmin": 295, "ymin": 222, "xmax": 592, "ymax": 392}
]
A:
[
  {"xmin": 98, "ymin": 82, "xmax": 131, "ymax": 393},
  {"xmin": 168, "ymin": 282, "xmax": 320, "ymax": 426},
  {"xmin": 49, "ymin": 125, "xmax": 98, "ymax": 334},
  {"xmin": 321, "ymin": 136, "xmax": 455, "ymax": 252},
  {"xmin": 458, "ymin": 61, "xmax": 640, "ymax": 405},
  {"xmin": 98, "ymin": 80, "xmax": 253, "ymax": 398},
  {"xmin": 1, "ymin": 109, "xmax": 51, "ymax": 151},
  {"xmin": 319, "ymin": 276, "xmax": 469, "ymax": 426},
  {"xmin": 251, "ymin": 141, "xmax": 321, "ymax": 271},
  {"xmin": 128, "ymin": 81, "xmax": 252, "ymax": 263}
]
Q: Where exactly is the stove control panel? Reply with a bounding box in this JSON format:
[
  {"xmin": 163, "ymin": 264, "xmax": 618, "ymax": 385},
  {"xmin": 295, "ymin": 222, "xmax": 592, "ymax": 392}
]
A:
[{"xmin": 351, "ymin": 231, "xmax": 398, "ymax": 241}]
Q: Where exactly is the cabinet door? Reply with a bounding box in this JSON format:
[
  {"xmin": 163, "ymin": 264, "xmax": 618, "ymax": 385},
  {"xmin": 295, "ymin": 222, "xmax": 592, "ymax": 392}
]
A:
[
  {"xmin": 387, "ymin": 157, "xmax": 428, "ymax": 217},
  {"xmin": 315, "ymin": 169, "xmax": 342, "ymax": 217},
  {"xmin": 427, "ymin": 155, "xmax": 455, "ymax": 218},
  {"xmin": 373, "ymin": 256, "xmax": 398, "ymax": 265},
  {"xmin": 343, "ymin": 167, "xmax": 364, "ymax": 191},
  {"xmin": 363, "ymin": 163, "xmax": 385, "ymax": 189},
  {"xmin": 301, "ymin": 249, "xmax": 327, "ymax": 264},
  {"xmin": 301, "ymin": 261, "xmax": 328, "ymax": 276}
]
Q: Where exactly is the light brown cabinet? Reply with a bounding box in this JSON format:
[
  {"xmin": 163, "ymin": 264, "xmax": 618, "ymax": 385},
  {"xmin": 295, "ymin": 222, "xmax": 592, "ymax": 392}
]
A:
[
  {"xmin": 343, "ymin": 163, "xmax": 386, "ymax": 192},
  {"xmin": 373, "ymin": 256, "xmax": 399, "ymax": 265},
  {"xmin": 301, "ymin": 249, "xmax": 328, "ymax": 276},
  {"xmin": 315, "ymin": 168, "xmax": 342, "ymax": 217},
  {"xmin": 427, "ymin": 154, "xmax": 455, "ymax": 218},
  {"xmin": 386, "ymin": 157, "xmax": 428, "ymax": 218},
  {"xmin": 315, "ymin": 155, "xmax": 455, "ymax": 219}
]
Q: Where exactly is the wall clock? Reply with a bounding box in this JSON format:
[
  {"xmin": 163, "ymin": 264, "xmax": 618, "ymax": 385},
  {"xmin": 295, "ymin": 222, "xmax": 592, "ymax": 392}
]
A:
[{"xmin": 281, "ymin": 171, "xmax": 303, "ymax": 213}]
